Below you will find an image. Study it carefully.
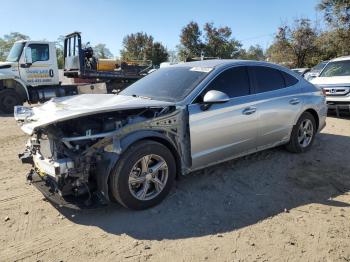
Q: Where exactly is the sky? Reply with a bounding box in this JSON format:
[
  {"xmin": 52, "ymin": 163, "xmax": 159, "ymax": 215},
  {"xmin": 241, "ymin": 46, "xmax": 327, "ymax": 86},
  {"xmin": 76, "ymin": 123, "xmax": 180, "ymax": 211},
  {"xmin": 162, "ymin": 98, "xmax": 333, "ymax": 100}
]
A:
[{"xmin": 0, "ymin": 0, "xmax": 322, "ymax": 57}]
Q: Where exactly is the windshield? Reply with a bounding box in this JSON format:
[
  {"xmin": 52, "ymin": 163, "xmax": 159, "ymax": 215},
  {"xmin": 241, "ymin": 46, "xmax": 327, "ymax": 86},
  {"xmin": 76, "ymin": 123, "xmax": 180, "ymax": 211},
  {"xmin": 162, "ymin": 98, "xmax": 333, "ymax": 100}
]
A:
[
  {"xmin": 6, "ymin": 42, "xmax": 25, "ymax": 62},
  {"xmin": 120, "ymin": 66, "xmax": 212, "ymax": 102},
  {"xmin": 320, "ymin": 60, "xmax": 350, "ymax": 77},
  {"xmin": 312, "ymin": 61, "xmax": 328, "ymax": 72}
]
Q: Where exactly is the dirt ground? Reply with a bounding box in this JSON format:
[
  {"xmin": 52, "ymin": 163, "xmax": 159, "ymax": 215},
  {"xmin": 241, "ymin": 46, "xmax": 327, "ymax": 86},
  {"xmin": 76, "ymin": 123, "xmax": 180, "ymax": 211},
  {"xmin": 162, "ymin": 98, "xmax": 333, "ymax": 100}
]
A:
[{"xmin": 0, "ymin": 114, "xmax": 350, "ymax": 262}]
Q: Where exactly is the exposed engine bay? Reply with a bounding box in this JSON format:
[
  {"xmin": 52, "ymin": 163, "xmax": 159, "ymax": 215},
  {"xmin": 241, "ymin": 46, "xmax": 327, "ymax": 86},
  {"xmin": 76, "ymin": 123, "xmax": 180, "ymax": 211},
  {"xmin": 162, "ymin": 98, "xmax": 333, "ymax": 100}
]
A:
[{"xmin": 18, "ymin": 102, "xmax": 191, "ymax": 208}]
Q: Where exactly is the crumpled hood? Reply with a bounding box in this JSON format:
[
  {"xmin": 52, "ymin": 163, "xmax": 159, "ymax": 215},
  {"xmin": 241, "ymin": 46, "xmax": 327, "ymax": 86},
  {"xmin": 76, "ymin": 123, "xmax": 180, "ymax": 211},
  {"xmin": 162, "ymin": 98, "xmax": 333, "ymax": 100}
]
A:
[
  {"xmin": 311, "ymin": 76, "xmax": 350, "ymax": 86},
  {"xmin": 20, "ymin": 94, "xmax": 174, "ymax": 135}
]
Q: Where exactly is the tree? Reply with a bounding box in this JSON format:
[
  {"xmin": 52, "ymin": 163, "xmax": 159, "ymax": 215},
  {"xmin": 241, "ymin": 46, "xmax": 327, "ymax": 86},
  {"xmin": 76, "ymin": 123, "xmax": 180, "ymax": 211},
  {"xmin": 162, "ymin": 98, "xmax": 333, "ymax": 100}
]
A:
[
  {"xmin": 289, "ymin": 19, "xmax": 318, "ymax": 67},
  {"xmin": 121, "ymin": 32, "xmax": 154, "ymax": 61},
  {"xmin": 318, "ymin": 0, "xmax": 350, "ymax": 56},
  {"xmin": 178, "ymin": 21, "xmax": 203, "ymax": 60},
  {"xmin": 178, "ymin": 21, "xmax": 243, "ymax": 60},
  {"xmin": 55, "ymin": 35, "xmax": 65, "ymax": 69},
  {"xmin": 0, "ymin": 32, "xmax": 30, "ymax": 61},
  {"xmin": 93, "ymin": 43, "xmax": 113, "ymax": 59},
  {"xmin": 120, "ymin": 32, "xmax": 168, "ymax": 66},
  {"xmin": 239, "ymin": 45, "xmax": 266, "ymax": 61},
  {"xmin": 318, "ymin": 0, "xmax": 350, "ymax": 30},
  {"xmin": 148, "ymin": 42, "xmax": 168, "ymax": 66},
  {"xmin": 203, "ymin": 22, "xmax": 243, "ymax": 58},
  {"xmin": 267, "ymin": 19, "xmax": 317, "ymax": 68}
]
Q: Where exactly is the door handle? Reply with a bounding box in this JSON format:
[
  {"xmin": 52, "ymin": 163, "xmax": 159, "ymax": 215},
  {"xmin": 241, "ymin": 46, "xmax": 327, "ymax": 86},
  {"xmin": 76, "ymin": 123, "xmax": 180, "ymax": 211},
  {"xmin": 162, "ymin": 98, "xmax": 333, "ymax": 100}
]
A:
[
  {"xmin": 289, "ymin": 98, "xmax": 300, "ymax": 105},
  {"xmin": 242, "ymin": 106, "xmax": 256, "ymax": 115}
]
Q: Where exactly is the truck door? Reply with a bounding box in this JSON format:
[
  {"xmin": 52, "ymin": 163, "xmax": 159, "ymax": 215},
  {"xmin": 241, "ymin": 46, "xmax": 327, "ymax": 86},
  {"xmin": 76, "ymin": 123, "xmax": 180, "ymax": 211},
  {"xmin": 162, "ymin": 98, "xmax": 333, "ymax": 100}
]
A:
[{"xmin": 19, "ymin": 43, "xmax": 59, "ymax": 86}]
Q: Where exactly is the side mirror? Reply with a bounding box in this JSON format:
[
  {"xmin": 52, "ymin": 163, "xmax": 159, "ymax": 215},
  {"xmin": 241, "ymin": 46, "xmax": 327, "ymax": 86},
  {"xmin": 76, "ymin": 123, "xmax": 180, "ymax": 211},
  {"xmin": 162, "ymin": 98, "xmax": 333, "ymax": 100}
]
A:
[
  {"xmin": 24, "ymin": 47, "xmax": 33, "ymax": 65},
  {"xmin": 201, "ymin": 90, "xmax": 230, "ymax": 110}
]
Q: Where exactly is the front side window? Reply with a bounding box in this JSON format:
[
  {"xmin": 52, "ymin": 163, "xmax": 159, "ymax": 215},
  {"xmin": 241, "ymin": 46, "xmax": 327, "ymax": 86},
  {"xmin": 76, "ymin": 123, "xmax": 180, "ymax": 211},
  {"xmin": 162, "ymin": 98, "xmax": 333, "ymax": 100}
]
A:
[
  {"xmin": 29, "ymin": 44, "xmax": 49, "ymax": 63},
  {"xmin": 320, "ymin": 60, "xmax": 350, "ymax": 77},
  {"xmin": 196, "ymin": 66, "xmax": 250, "ymax": 102},
  {"xmin": 252, "ymin": 66, "xmax": 285, "ymax": 93}
]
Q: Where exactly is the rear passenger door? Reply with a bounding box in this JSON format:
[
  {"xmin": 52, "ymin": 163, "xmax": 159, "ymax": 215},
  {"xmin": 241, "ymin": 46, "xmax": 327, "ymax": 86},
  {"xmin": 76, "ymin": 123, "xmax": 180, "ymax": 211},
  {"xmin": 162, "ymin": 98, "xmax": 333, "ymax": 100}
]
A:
[{"xmin": 249, "ymin": 66, "xmax": 302, "ymax": 148}]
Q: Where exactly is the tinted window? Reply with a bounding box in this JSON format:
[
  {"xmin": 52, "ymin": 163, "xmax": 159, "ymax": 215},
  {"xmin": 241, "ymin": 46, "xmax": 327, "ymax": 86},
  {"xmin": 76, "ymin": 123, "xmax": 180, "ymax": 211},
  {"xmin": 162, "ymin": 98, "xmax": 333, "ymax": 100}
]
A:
[
  {"xmin": 28, "ymin": 44, "xmax": 49, "ymax": 63},
  {"xmin": 120, "ymin": 66, "xmax": 210, "ymax": 102},
  {"xmin": 202, "ymin": 66, "xmax": 250, "ymax": 100},
  {"xmin": 253, "ymin": 66, "xmax": 285, "ymax": 93},
  {"xmin": 282, "ymin": 71, "xmax": 298, "ymax": 87}
]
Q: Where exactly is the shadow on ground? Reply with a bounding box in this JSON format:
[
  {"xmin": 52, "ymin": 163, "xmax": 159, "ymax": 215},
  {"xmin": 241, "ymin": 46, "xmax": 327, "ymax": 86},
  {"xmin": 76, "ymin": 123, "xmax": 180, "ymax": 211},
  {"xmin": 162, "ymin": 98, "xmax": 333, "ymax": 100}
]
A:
[{"xmin": 54, "ymin": 132, "xmax": 350, "ymax": 240}]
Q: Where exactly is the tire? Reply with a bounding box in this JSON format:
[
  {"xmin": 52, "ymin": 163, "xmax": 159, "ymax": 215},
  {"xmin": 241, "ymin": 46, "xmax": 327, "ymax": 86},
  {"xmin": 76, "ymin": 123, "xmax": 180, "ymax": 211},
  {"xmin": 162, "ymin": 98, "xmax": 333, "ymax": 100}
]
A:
[
  {"xmin": 285, "ymin": 112, "xmax": 317, "ymax": 153},
  {"xmin": 0, "ymin": 89, "xmax": 22, "ymax": 114},
  {"xmin": 109, "ymin": 140, "xmax": 176, "ymax": 210}
]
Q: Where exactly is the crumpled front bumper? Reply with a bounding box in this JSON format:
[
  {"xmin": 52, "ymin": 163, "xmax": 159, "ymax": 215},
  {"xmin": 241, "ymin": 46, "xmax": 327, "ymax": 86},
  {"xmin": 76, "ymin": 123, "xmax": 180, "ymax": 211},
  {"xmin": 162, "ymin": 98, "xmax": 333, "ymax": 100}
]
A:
[
  {"xmin": 26, "ymin": 169, "xmax": 108, "ymax": 209},
  {"xmin": 19, "ymin": 145, "xmax": 108, "ymax": 209}
]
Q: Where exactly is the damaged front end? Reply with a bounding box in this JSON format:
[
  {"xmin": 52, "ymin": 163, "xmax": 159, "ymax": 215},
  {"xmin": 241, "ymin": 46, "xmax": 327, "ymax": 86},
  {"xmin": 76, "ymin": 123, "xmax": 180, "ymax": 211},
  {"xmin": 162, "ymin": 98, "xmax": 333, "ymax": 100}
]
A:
[{"xmin": 17, "ymin": 98, "xmax": 191, "ymax": 209}]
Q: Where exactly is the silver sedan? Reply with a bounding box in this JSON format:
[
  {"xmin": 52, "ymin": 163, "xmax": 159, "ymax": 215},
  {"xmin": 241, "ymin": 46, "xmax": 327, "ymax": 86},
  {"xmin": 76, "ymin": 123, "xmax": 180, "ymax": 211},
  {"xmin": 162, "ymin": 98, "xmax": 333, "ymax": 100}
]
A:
[{"xmin": 17, "ymin": 59, "xmax": 327, "ymax": 210}]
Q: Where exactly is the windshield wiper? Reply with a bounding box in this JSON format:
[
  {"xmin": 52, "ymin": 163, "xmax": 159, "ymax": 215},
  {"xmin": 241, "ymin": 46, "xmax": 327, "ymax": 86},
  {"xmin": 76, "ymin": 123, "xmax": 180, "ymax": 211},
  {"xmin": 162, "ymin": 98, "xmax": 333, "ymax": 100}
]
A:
[{"xmin": 131, "ymin": 94, "xmax": 152, "ymax": 100}]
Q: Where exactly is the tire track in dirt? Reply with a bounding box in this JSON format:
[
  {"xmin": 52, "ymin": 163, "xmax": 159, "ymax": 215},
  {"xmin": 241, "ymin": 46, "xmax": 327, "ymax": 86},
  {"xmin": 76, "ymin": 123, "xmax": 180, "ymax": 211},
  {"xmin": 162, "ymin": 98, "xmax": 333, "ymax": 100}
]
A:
[{"xmin": 1, "ymin": 225, "xmax": 88, "ymax": 261}]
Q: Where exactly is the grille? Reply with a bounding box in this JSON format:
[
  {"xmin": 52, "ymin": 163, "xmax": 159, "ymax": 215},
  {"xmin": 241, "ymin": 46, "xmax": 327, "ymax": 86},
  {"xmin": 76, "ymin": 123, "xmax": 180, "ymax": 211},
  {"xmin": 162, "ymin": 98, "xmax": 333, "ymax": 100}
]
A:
[{"xmin": 323, "ymin": 86, "xmax": 350, "ymax": 96}]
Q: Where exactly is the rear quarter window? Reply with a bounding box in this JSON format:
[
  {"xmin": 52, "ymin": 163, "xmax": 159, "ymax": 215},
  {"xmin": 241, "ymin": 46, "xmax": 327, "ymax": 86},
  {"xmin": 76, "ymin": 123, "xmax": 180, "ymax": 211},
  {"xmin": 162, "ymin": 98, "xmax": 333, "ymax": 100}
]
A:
[{"xmin": 282, "ymin": 71, "xmax": 298, "ymax": 87}]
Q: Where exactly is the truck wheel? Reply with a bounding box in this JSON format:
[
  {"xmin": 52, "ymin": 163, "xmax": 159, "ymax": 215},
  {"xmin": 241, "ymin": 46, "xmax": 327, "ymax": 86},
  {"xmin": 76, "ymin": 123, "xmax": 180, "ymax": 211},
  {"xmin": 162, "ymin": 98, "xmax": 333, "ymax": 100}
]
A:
[
  {"xmin": 285, "ymin": 112, "xmax": 316, "ymax": 153},
  {"xmin": 0, "ymin": 89, "xmax": 22, "ymax": 114},
  {"xmin": 109, "ymin": 140, "xmax": 176, "ymax": 210}
]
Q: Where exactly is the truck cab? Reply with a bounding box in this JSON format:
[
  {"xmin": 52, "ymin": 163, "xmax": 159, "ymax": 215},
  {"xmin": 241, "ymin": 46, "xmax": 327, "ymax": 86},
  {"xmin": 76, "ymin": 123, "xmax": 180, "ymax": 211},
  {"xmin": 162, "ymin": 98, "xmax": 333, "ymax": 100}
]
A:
[
  {"xmin": 0, "ymin": 32, "xmax": 152, "ymax": 114},
  {"xmin": 0, "ymin": 40, "xmax": 61, "ymax": 113}
]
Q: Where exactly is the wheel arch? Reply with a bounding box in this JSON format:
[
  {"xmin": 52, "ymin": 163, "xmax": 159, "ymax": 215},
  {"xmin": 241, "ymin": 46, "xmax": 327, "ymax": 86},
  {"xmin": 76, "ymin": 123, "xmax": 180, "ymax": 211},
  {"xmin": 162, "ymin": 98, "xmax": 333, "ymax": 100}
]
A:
[
  {"xmin": 119, "ymin": 131, "xmax": 182, "ymax": 179},
  {"xmin": 0, "ymin": 78, "xmax": 29, "ymax": 102},
  {"xmin": 304, "ymin": 108, "xmax": 319, "ymax": 131}
]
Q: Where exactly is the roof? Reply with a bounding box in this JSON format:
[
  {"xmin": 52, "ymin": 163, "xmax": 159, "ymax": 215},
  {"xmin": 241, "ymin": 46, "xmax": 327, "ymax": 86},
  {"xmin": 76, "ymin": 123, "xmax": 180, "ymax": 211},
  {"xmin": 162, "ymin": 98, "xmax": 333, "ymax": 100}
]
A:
[
  {"xmin": 172, "ymin": 59, "xmax": 279, "ymax": 69},
  {"xmin": 331, "ymin": 56, "xmax": 350, "ymax": 62}
]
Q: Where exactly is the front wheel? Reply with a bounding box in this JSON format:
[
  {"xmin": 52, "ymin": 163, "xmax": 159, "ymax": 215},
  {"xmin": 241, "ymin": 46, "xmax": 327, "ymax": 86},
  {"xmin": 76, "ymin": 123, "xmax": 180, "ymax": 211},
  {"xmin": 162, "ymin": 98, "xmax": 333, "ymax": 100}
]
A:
[
  {"xmin": 0, "ymin": 89, "xmax": 23, "ymax": 114},
  {"xmin": 286, "ymin": 112, "xmax": 317, "ymax": 153},
  {"xmin": 109, "ymin": 140, "xmax": 176, "ymax": 210}
]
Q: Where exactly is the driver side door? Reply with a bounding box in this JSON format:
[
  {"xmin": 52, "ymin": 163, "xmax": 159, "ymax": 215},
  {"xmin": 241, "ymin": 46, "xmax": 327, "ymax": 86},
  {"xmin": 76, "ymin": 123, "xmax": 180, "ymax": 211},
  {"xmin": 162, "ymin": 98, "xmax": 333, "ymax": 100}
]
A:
[{"xmin": 188, "ymin": 66, "xmax": 259, "ymax": 169}]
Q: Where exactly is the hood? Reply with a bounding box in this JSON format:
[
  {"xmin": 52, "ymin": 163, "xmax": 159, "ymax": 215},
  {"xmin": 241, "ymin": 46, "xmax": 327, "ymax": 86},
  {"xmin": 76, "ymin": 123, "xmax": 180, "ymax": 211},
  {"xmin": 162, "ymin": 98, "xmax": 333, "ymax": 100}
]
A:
[
  {"xmin": 311, "ymin": 76, "xmax": 350, "ymax": 86},
  {"xmin": 0, "ymin": 61, "xmax": 16, "ymax": 69},
  {"xmin": 20, "ymin": 94, "xmax": 174, "ymax": 135},
  {"xmin": 0, "ymin": 62, "xmax": 18, "ymax": 79}
]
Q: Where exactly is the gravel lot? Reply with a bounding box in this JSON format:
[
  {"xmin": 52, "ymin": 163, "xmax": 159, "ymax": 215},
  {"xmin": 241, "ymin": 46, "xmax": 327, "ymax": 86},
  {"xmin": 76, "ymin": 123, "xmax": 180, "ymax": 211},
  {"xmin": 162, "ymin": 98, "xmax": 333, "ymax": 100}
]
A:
[{"xmin": 0, "ymin": 114, "xmax": 349, "ymax": 262}]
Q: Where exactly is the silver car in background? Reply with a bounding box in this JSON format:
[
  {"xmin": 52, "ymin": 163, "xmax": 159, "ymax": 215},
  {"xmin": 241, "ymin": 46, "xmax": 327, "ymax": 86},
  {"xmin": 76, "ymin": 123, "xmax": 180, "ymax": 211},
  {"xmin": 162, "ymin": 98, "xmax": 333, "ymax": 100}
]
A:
[{"xmin": 16, "ymin": 60, "xmax": 327, "ymax": 210}]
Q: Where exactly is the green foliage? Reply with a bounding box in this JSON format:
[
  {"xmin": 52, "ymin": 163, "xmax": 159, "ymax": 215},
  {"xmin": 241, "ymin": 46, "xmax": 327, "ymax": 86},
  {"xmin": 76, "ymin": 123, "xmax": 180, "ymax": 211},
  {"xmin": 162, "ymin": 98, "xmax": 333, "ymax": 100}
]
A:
[
  {"xmin": 267, "ymin": 19, "xmax": 318, "ymax": 68},
  {"xmin": 239, "ymin": 45, "xmax": 266, "ymax": 61},
  {"xmin": 178, "ymin": 21, "xmax": 203, "ymax": 59},
  {"xmin": 55, "ymin": 35, "xmax": 65, "ymax": 69},
  {"xmin": 318, "ymin": 0, "xmax": 350, "ymax": 30},
  {"xmin": 93, "ymin": 43, "xmax": 113, "ymax": 59},
  {"xmin": 0, "ymin": 32, "xmax": 30, "ymax": 61},
  {"xmin": 120, "ymin": 32, "xmax": 168, "ymax": 66},
  {"xmin": 178, "ymin": 21, "xmax": 243, "ymax": 61}
]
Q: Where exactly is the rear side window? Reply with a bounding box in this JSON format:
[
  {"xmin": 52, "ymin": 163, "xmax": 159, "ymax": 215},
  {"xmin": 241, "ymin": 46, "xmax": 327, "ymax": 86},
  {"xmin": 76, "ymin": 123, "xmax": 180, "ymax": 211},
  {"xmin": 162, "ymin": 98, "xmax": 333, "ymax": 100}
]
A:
[
  {"xmin": 252, "ymin": 66, "xmax": 285, "ymax": 93},
  {"xmin": 204, "ymin": 66, "xmax": 251, "ymax": 98},
  {"xmin": 282, "ymin": 71, "xmax": 298, "ymax": 87}
]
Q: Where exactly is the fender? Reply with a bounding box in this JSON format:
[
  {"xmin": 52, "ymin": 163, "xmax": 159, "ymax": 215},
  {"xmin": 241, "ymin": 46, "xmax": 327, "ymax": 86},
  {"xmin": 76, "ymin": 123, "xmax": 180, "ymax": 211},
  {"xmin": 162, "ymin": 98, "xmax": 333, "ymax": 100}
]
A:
[
  {"xmin": 0, "ymin": 74, "xmax": 30, "ymax": 101},
  {"xmin": 95, "ymin": 130, "xmax": 184, "ymax": 201}
]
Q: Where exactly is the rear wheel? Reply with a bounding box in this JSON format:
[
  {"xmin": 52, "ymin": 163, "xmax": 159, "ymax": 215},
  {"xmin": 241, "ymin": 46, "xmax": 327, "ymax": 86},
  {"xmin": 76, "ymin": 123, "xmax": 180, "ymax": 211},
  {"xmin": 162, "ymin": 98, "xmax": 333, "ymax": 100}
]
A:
[
  {"xmin": 0, "ymin": 89, "xmax": 22, "ymax": 114},
  {"xmin": 109, "ymin": 140, "xmax": 176, "ymax": 210},
  {"xmin": 286, "ymin": 112, "xmax": 317, "ymax": 153}
]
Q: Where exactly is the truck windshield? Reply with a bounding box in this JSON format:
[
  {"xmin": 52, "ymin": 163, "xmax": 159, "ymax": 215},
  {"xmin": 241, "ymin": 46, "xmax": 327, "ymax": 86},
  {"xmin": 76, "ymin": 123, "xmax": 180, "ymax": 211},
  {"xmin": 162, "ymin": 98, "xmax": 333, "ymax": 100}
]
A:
[
  {"xmin": 6, "ymin": 42, "xmax": 25, "ymax": 62},
  {"xmin": 320, "ymin": 60, "xmax": 350, "ymax": 77},
  {"xmin": 120, "ymin": 66, "xmax": 212, "ymax": 102}
]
